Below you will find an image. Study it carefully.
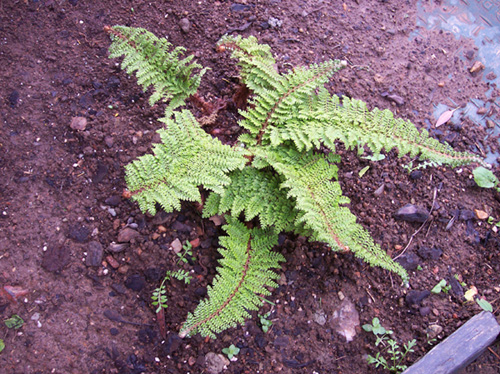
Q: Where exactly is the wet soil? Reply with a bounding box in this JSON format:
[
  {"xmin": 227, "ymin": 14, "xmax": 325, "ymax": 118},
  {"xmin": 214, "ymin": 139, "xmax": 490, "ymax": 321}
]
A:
[{"xmin": 1, "ymin": 1, "xmax": 500, "ymax": 373}]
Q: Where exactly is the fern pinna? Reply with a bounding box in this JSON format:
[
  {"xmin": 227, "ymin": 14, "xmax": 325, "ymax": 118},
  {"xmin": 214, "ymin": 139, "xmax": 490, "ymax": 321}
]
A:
[{"xmin": 107, "ymin": 27, "xmax": 486, "ymax": 339}]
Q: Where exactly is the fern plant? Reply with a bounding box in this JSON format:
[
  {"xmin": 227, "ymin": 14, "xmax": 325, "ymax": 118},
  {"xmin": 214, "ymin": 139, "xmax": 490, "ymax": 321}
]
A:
[{"xmin": 106, "ymin": 26, "xmax": 486, "ymax": 339}]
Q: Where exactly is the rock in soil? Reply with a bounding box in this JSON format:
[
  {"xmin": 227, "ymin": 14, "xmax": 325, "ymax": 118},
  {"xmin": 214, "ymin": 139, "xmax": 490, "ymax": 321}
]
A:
[
  {"xmin": 179, "ymin": 18, "xmax": 190, "ymax": 33},
  {"xmin": 395, "ymin": 253, "xmax": 421, "ymax": 271},
  {"xmin": 405, "ymin": 290, "xmax": 431, "ymax": 308},
  {"xmin": 42, "ymin": 245, "xmax": 71, "ymax": 272},
  {"xmin": 124, "ymin": 274, "xmax": 146, "ymax": 291},
  {"xmin": 70, "ymin": 116, "xmax": 87, "ymax": 131},
  {"xmin": 330, "ymin": 298, "xmax": 360, "ymax": 342},
  {"xmin": 68, "ymin": 224, "xmax": 91, "ymax": 243},
  {"xmin": 417, "ymin": 246, "xmax": 443, "ymax": 260},
  {"xmin": 86, "ymin": 241, "xmax": 103, "ymax": 267},
  {"xmin": 117, "ymin": 227, "xmax": 140, "ymax": 243},
  {"xmin": 394, "ymin": 204, "xmax": 430, "ymax": 223},
  {"xmin": 205, "ymin": 352, "xmax": 229, "ymax": 374}
]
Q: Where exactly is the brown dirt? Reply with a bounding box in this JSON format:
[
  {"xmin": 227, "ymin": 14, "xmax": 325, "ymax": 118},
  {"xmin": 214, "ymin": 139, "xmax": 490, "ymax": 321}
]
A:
[{"xmin": 1, "ymin": 1, "xmax": 499, "ymax": 373}]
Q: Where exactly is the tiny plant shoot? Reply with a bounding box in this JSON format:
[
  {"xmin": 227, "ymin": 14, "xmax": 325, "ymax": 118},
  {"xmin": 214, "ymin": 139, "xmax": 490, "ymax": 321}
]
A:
[{"xmin": 106, "ymin": 26, "xmax": 486, "ymax": 339}]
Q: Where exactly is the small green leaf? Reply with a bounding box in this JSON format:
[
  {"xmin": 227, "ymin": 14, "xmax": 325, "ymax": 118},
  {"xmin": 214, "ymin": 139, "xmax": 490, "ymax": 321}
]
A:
[
  {"xmin": 4, "ymin": 315, "xmax": 24, "ymax": 329},
  {"xmin": 473, "ymin": 167, "xmax": 498, "ymax": 189},
  {"xmin": 476, "ymin": 298, "xmax": 493, "ymax": 312},
  {"xmin": 359, "ymin": 165, "xmax": 370, "ymax": 177},
  {"xmin": 0, "ymin": 339, "xmax": 4, "ymax": 353},
  {"xmin": 431, "ymin": 279, "xmax": 447, "ymax": 294},
  {"xmin": 362, "ymin": 153, "xmax": 386, "ymax": 161},
  {"xmin": 362, "ymin": 323, "xmax": 373, "ymax": 332}
]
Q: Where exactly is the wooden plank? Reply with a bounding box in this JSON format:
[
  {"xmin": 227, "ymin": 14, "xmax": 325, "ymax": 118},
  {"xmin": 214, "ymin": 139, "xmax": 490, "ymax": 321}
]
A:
[{"xmin": 403, "ymin": 311, "xmax": 500, "ymax": 374}]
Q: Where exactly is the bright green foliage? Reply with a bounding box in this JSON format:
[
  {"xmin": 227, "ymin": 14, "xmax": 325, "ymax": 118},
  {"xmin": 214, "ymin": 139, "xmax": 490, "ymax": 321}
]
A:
[
  {"xmin": 125, "ymin": 110, "xmax": 248, "ymax": 215},
  {"xmin": 108, "ymin": 29, "xmax": 485, "ymax": 340},
  {"xmin": 254, "ymin": 147, "xmax": 408, "ymax": 281},
  {"xmin": 222, "ymin": 344, "xmax": 240, "ymax": 359},
  {"xmin": 108, "ymin": 26, "xmax": 207, "ymax": 115},
  {"xmin": 203, "ymin": 168, "xmax": 297, "ymax": 232},
  {"xmin": 473, "ymin": 166, "xmax": 499, "ymax": 189},
  {"xmin": 179, "ymin": 217, "xmax": 284, "ymax": 339}
]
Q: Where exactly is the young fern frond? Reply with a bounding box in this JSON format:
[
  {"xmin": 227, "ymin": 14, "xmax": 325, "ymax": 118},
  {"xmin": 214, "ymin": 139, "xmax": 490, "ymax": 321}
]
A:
[
  {"xmin": 203, "ymin": 168, "xmax": 297, "ymax": 232},
  {"xmin": 107, "ymin": 26, "xmax": 207, "ymax": 115},
  {"xmin": 253, "ymin": 147, "xmax": 408, "ymax": 281},
  {"xmin": 179, "ymin": 217, "xmax": 284, "ymax": 339},
  {"xmin": 217, "ymin": 35, "xmax": 278, "ymax": 92},
  {"xmin": 125, "ymin": 110, "xmax": 248, "ymax": 215}
]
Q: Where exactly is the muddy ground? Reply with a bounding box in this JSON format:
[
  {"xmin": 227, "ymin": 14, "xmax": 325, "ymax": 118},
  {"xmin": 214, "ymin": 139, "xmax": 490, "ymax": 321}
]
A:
[{"xmin": 1, "ymin": 0, "xmax": 500, "ymax": 373}]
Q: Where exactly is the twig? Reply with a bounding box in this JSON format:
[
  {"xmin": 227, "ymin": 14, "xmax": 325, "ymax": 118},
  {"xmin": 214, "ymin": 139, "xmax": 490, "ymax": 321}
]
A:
[
  {"xmin": 393, "ymin": 187, "xmax": 438, "ymax": 261},
  {"xmin": 488, "ymin": 347, "xmax": 500, "ymax": 362}
]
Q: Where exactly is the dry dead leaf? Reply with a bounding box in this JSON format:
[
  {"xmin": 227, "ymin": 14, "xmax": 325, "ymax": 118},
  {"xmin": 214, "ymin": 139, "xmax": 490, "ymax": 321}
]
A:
[
  {"xmin": 464, "ymin": 286, "xmax": 478, "ymax": 302},
  {"xmin": 435, "ymin": 107, "xmax": 458, "ymax": 128}
]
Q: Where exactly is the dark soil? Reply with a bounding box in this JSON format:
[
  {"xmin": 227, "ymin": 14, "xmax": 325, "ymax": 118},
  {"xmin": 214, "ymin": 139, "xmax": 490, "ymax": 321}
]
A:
[{"xmin": 1, "ymin": 1, "xmax": 500, "ymax": 373}]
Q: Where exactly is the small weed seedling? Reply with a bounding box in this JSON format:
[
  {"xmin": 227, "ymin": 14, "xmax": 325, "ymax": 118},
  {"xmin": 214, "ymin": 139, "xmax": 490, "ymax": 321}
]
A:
[
  {"xmin": 426, "ymin": 332, "xmax": 437, "ymax": 346},
  {"xmin": 176, "ymin": 241, "xmax": 196, "ymax": 265},
  {"xmin": 4, "ymin": 314, "xmax": 24, "ymax": 330},
  {"xmin": 222, "ymin": 344, "xmax": 240, "ymax": 360},
  {"xmin": 258, "ymin": 312, "xmax": 273, "ymax": 333},
  {"xmin": 0, "ymin": 339, "xmax": 4, "ymax": 353},
  {"xmin": 152, "ymin": 269, "xmax": 192, "ymax": 313},
  {"xmin": 431, "ymin": 279, "xmax": 451, "ymax": 294},
  {"xmin": 363, "ymin": 318, "xmax": 416, "ymax": 373}
]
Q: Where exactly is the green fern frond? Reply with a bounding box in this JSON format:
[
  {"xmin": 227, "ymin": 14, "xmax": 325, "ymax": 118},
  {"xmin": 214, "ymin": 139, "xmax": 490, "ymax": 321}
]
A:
[
  {"xmin": 125, "ymin": 110, "xmax": 248, "ymax": 215},
  {"xmin": 107, "ymin": 26, "xmax": 207, "ymax": 115},
  {"xmin": 202, "ymin": 168, "xmax": 297, "ymax": 232},
  {"xmin": 254, "ymin": 146, "xmax": 408, "ymax": 282},
  {"xmin": 179, "ymin": 217, "xmax": 284, "ymax": 339},
  {"xmin": 264, "ymin": 90, "xmax": 485, "ymax": 167},
  {"xmin": 217, "ymin": 35, "xmax": 278, "ymax": 92}
]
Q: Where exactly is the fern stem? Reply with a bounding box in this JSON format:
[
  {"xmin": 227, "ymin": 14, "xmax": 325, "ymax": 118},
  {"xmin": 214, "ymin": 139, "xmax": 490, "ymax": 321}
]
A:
[
  {"xmin": 307, "ymin": 186, "xmax": 349, "ymax": 252},
  {"xmin": 179, "ymin": 237, "xmax": 253, "ymax": 338}
]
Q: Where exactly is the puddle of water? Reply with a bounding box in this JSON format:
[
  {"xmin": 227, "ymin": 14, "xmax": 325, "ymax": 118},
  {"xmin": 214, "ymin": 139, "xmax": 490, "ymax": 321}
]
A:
[{"xmin": 414, "ymin": 0, "xmax": 500, "ymax": 163}]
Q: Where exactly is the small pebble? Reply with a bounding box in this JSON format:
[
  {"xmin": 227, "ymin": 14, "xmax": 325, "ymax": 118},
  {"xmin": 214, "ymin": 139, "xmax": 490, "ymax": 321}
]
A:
[
  {"xmin": 179, "ymin": 18, "xmax": 190, "ymax": 33},
  {"xmin": 110, "ymin": 327, "xmax": 119, "ymax": 336},
  {"xmin": 117, "ymin": 228, "xmax": 140, "ymax": 243},
  {"xmin": 70, "ymin": 116, "xmax": 87, "ymax": 131}
]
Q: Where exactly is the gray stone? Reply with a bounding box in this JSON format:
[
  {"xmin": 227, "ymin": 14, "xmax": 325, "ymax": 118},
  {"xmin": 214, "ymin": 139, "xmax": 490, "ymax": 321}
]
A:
[
  {"xmin": 179, "ymin": 18, "xmax": 190, "ymax": 33},
  {"xmin": 394, "ymin": 204, "xmax": 430, "ymax": 223},
  {"xmin": 205, "ymin": 352, "xmax": 229, "ymax": 374},
  {"xmin": 313, "ymin": 309, "xmax": 327, "ymax": 326},
  {"xmin": 108, "ymin": 242, "xmax": 128, "ymax": 253},
  {"xmin": 330, "ymin": 298, "xmax": 360, "ymax": 342},
  {"xmin": 395, "ymin": 253, "xmax": 420, "ymax": 271},
  {"xmin": 86, "ymin": 241, "xmax": 103, "ymax": 267}
]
